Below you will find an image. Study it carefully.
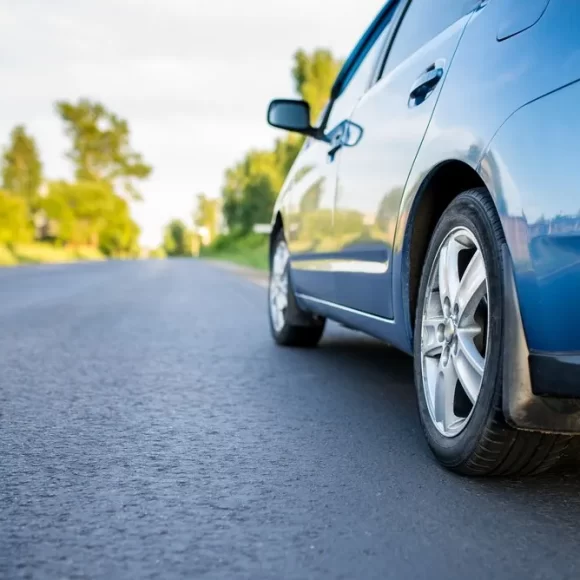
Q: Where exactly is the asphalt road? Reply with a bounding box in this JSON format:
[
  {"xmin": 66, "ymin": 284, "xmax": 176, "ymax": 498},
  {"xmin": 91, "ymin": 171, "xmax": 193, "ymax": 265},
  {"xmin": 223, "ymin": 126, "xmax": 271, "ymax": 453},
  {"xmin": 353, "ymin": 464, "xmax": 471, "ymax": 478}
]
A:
[{"xmin": 2, "ymin": 260, "xmax": 580, "ymax": 580}]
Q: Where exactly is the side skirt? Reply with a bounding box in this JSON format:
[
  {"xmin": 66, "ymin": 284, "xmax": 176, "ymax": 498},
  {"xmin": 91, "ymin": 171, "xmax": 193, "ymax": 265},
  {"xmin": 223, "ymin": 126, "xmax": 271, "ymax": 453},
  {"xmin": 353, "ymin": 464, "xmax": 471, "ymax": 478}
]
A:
[{"xmin": 295, "ymin": 293, "xmax": 412, "ymax": 355}]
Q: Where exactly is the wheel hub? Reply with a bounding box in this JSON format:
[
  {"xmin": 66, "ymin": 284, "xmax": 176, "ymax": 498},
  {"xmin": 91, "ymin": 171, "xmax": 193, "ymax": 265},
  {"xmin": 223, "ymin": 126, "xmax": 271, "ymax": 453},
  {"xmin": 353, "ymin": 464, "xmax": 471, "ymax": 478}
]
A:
[{"xmin": 443, "ymin": 317, "xmax": 456, "ymax": 344}]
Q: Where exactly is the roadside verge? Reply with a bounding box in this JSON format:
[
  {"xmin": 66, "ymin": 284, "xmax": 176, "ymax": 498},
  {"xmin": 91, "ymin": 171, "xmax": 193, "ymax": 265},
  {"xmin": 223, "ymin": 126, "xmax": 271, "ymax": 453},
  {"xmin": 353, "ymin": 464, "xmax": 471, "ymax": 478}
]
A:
[{"xmin": 205, "ymin": 259, "xmax": 268, "ymax": 288}]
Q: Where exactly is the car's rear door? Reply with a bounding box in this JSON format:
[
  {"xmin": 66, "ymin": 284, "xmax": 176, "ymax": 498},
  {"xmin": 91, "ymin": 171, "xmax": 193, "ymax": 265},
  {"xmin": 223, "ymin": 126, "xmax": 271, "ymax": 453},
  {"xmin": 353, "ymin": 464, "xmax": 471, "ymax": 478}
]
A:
[{"xmin": 332, "ymin": 0, "xmax": 481, "ymax": 319}]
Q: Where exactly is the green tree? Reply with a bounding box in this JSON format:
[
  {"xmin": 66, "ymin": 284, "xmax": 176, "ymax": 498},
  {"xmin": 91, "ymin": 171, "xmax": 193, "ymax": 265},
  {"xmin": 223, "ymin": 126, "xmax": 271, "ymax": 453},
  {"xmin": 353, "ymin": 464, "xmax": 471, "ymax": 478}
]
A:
[
  {"xmin": 292, "ymin": 49, "xmax": 342, "ymax": 122},
  {"xmin": 163, "ymin": 219, "xmax": 192, "ymax": 257},
  {"xmin": 222, "ymin": 149, "xmax": 282, "ymax": 234},
  {"xmin": 41, "ymin": 181, "xmax": 116, "ymax": 247},
  {"xmin": 40, "ymin": 180, "xmax": 140, "ymax": 256},
  {"xmin": 55, "ymin": 99, "xmax": 152, "ymax": 200},
  {"xmin": 0, "ymin": 190, "xmax": 34, "ymax": 244},
  {"xmin": 99, "ymin": 195, "xmax": 140, "ymax": 257},
  {"xmin": 1, "ymin": 125, "xmax": 43, "ymax": 204}
]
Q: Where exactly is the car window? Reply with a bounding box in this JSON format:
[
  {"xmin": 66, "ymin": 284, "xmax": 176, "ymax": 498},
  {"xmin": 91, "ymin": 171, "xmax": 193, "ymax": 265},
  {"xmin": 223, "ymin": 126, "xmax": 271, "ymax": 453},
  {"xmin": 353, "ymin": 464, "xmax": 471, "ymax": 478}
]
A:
[
  {"xmin": 382, "ymin": 0, "xmax": 479, "ymax": 77},
  {"xmin": 325, "ymin": 2, "xmax": 400, "ymax": 129}
]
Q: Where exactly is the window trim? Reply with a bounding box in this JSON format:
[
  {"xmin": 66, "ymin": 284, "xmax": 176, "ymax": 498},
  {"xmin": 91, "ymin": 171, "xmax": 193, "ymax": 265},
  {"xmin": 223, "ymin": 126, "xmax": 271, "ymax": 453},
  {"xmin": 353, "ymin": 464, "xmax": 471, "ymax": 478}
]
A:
[
  {"xmin": 331, "ymin": 0, "xmax": 401, "ymax": 100},
  {"xmin": 317, "ymin": 0, "xmax": 401, "ymax": 132},
  {"xmin": 372, "ymin": 0, "xmax": 413, "ymax": 84}
]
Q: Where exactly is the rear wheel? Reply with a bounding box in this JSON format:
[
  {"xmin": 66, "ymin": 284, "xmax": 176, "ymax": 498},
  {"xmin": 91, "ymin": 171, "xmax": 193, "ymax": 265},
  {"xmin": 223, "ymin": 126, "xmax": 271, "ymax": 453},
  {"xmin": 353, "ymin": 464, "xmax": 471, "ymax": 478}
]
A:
[
  {"xmin": 269, "ymin": 231, "xmax": 325, "ymax": 347},
  {"xmin": 414, "ymin": 189, "xmax": 571, "ymax": 476}
]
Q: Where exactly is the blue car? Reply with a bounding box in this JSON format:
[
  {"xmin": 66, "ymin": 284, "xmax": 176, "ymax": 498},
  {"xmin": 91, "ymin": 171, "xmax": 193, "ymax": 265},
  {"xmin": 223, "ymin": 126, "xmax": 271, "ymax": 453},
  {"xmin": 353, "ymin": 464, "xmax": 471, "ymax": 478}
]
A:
[{"xmin": 266, "ymin": 0, "xmax": 580, "ymax": 476}]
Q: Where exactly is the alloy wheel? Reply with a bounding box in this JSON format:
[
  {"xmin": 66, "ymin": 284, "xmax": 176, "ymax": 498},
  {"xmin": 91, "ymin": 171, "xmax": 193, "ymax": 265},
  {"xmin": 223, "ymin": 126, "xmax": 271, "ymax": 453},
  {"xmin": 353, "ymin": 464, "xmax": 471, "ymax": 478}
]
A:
[
  {"xmin": 420, "ymin": 227, "xmax": 489, "ymax": 437},
  {"xmin": 269, "ymin": 241, "xmax": 290, "ymax": 332}
]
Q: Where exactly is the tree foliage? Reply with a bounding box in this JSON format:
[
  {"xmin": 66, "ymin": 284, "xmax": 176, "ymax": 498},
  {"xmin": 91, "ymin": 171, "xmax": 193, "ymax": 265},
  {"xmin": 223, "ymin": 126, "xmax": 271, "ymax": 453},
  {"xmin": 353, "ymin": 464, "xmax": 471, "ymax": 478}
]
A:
[
  {"xmin": 1, "ymin": 125, "xmax": 43, "ymax": 204},
  {"xmin": 99, "ymin": 195, "xmax": 140, "ymax": 257},
  {"xmin": 163, "ymin": 219, "xmax": 192, "ymax": 257},
  {"xmin": 292, "ymin": 49, "xmax": 342, "ymax": 122},
  {"xmin": 0, "ymin": 99, "xmax": 150, "ymax": 261},
  {"xmin": 55, "ymin": 99, "xmax": 152, "ymax": 201},
  {"xmin": 0, "ymin": 190, "xmax": 34, "ymax": 244},
  {"xmin": 39, "ymin": 181, "xmax": 139, "ymax": 256},
  {"xmin": 221, "ymin": 134, "xmax": 304, "ymax": 234}
]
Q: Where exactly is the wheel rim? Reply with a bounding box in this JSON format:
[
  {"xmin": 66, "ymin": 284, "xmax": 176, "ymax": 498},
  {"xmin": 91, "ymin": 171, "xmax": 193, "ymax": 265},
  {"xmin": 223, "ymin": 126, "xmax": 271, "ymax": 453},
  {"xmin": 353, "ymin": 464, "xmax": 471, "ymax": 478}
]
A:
[
  {"xmin": 420, "ymin": 227, "xmax": 489, "ymax": 437},
  {"xmin": 269, "ymin": 241, "xmax": 290, "ymax": 332}
]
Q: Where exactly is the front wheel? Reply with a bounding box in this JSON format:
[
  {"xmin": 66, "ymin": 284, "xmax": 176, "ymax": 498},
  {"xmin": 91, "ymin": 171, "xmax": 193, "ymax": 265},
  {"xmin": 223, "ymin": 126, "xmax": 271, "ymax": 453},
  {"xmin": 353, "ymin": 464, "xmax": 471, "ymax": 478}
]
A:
[
  {"xmin": 414, "ymin": 189, "xmax": 571, "ymax": 476},
  {"xmin": 268, "ymin": 231, "xmax": 325, "ymax": 348}
]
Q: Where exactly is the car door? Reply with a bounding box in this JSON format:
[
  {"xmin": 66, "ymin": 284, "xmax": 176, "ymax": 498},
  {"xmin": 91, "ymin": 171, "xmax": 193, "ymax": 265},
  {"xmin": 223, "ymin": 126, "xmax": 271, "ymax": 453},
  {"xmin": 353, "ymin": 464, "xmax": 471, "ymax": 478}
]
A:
[
  {"xmin": 332, "ymin": 0, "xmax": 481, "ymax": 319},
  {"xmin": 283, "ymin": 130, "xmax": 338, "ymax": 301},
  {"xmin": 287, "ymin": 1, "xmax": 401, "ymax": 302}
]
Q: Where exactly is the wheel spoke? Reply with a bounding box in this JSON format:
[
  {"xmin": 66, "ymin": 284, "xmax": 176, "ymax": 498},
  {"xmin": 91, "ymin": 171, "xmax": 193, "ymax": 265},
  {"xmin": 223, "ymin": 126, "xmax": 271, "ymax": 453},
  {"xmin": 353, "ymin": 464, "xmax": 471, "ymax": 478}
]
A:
[
  {"xmin": 456, "ymin": 250, "xmax": 486, "ymax": 323},
  {"xmin": 279, "ymin": 275, "xmax": 288, "ymax": 295},
  {"xmin": 276, "ymin": 304, "xmax": 284, "ymax": 330},
  {"xmin": 276, "ymin": 290, "xmax": 288, "ymax": 311},
  {"xmin": 273, "ymin": 244, "xmax": 287, "ymax": 276},
  {"xmin": 438, "ymin": 238, "xmax": 463, "ymax": 307},
  {"xmin": 434, "ymin": 358, "xmax": 458, "ymax": 431},
  {"xmin": 270, "ymin": 241, "xmax": 290, "ymax": 332},
  {"xmin": 453, "ymin": 329, "xmax": 485, "ymax": 403},
  {"xmin": 422, "ymin": 316, "xmax": 445, "ymax": 357}
]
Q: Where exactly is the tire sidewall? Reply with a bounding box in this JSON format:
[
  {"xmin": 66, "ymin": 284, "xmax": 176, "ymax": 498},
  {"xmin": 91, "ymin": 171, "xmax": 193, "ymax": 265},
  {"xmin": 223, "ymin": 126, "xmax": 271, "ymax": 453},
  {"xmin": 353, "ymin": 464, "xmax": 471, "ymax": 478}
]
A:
[{"xmin": 413, "ymin": 192, "xmax": 504, "ymax": 468}]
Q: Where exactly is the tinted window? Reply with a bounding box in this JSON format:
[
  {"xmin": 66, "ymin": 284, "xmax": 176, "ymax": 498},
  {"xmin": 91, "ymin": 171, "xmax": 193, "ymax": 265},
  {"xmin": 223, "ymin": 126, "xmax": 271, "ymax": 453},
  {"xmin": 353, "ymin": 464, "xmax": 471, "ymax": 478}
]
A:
[
  {"xmin": 326, "ymin": 5, "xmax": 399, "ymax": 128},
  {"xmin": 383, "ymin": 0, "xmax": 478, "ymax": 76}
]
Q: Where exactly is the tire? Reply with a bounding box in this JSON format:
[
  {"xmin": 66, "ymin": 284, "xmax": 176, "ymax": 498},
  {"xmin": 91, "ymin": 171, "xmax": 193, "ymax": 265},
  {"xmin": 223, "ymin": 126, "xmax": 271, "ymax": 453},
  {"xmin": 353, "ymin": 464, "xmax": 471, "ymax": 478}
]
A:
[
  {"xmin": 414, "ymin": 188, "xmax": 571, "ymax": 476},
  {"xmin": 269, "ymin": 230, "xmax": 325, "ymax": 348}
]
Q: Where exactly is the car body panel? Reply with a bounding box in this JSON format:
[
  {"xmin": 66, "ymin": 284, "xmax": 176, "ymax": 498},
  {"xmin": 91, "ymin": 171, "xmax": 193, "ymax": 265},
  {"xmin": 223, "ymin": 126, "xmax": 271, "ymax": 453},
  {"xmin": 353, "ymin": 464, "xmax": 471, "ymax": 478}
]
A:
[{"xmin": 481, "ymin": 83, "xmax": 580, "ymax": 352}]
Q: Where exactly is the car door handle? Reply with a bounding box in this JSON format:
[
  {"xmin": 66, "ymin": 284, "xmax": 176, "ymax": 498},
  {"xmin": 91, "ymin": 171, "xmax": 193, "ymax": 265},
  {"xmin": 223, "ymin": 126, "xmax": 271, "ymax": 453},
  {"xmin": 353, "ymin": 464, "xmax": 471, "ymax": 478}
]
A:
[{"xmin": 409, "ymin": 65, "xmax": 444, "ymax": 104}]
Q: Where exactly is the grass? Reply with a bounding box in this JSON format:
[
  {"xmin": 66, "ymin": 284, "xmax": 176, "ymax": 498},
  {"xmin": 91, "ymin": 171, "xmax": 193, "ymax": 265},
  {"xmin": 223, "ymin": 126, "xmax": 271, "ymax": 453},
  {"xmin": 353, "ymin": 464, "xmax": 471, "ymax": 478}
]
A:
[
  {"xmin": 201, "ymin": 233, "xmax": 269, "ymax": 270},
  {"xmin": 12, "ymin": 243, "xmax": 77, "ymax": 264},
  {"xmin": 0, "ymin": 243, "xmax": 106, "ymax": 266},
  {"xmin": 74, "ymin": 246, "xmax": 106, "ymax": 261},
  {"xmin": 0, "ymin": 244, "xmax": 17, "ymax": 266}
]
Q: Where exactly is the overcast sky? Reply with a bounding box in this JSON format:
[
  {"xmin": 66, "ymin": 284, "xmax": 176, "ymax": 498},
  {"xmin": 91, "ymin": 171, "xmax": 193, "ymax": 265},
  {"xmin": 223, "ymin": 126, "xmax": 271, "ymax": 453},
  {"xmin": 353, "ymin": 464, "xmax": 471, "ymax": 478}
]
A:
[{"xmin": 0, "ymin": 0, "xmax": 384, "ymax": 246}]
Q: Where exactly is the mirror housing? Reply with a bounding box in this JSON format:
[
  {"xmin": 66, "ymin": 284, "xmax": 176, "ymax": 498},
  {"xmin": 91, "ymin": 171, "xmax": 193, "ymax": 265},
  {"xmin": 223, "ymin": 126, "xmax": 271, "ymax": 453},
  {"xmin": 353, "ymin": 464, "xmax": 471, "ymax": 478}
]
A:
[{"xmin": 267, "ymin": 99, "xmax": 316, "ymax": 136}]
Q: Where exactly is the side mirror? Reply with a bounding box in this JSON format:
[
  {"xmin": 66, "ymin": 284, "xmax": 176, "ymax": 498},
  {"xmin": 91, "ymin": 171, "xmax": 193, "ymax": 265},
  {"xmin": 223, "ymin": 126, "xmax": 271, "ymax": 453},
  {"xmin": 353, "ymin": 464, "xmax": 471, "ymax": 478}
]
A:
[{"xmin": 267, "ymin": 99, "xmax": 314, "ymax": 135}]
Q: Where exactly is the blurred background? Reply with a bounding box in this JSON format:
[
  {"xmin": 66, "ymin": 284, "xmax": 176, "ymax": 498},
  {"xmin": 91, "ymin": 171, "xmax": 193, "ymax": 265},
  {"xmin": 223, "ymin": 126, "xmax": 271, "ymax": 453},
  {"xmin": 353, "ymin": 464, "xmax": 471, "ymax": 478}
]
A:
[{"xmin": 0, "ymin": 0, "xmax": 383, "ymax": 269}]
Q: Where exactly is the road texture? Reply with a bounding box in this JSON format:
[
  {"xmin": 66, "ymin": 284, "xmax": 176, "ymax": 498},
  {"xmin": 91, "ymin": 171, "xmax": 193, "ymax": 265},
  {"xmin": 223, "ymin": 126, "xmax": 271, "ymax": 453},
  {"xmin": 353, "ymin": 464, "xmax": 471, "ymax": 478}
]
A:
[{"xmin": 2, "ymin": 259, "xmax": 580, "ymax": 580}]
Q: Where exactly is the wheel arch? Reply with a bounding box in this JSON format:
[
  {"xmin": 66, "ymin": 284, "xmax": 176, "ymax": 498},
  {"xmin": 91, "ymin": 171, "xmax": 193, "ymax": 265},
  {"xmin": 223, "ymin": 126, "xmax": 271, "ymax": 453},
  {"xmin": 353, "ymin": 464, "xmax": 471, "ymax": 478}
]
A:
[
  {"xmin": 270, "ymin": 212, "xmax": 284, "ymax": 266},
  {"xmin": 405, "ymin": 160, "xmax": 488, "ymax": 331}
]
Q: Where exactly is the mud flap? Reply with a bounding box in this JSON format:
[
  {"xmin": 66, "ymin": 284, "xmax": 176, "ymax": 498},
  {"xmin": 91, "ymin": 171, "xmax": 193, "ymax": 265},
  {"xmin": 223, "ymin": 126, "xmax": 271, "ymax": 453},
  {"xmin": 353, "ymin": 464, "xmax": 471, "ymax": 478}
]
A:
[{"xmin": 502, "ymin": 245, "xmax": 580, "ymax": 433}]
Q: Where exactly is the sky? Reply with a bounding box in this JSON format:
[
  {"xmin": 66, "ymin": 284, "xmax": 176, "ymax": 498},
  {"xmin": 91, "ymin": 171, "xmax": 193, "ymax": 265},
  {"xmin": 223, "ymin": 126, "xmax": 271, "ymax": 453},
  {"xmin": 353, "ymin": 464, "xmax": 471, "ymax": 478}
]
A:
[{"xmin": 0, "ymin": 0, "xmax": 384, "ymax": 247}]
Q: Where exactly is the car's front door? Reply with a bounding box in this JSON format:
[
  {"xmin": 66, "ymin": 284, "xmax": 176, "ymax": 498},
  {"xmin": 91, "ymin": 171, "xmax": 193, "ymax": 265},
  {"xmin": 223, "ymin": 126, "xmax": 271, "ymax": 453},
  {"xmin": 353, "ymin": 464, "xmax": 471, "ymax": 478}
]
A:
[
  {"xmin": 332, "ymin": 0, "xmax": 481, "ymax": 319},
  {"xmin": 287, "ymin": 1, "xmax": 401, "ymax": 303},
  {"xmin": 283, "ymin": 131, "xmax": 338, "ymax": 301}
]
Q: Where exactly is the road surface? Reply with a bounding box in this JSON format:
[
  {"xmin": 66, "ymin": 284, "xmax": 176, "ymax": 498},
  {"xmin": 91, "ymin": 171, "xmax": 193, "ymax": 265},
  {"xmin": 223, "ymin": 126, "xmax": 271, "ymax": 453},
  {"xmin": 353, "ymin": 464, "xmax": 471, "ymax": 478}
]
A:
[{"xmin": 1, "ymin": 260, "xmax": 580, "ymax": 580}]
